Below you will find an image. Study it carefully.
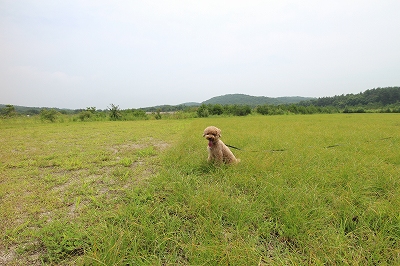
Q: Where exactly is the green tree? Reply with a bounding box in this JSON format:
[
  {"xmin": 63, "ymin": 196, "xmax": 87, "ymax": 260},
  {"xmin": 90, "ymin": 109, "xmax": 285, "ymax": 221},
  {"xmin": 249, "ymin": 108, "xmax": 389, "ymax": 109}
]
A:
[
  {"xmin": 108, "ymin": 104, "xmax": 121, "ymax": 121},
  {"xmin": 256, "ymin": 105, "xmax": 271, "ymax": 115},
  {"xmin": 1, "ymin": 105, "xmax": 17, "ymax": 117},
  {"xmin": 197, "ymin": 104, "xmax": 209, "ymax": 117},
  {"xmin": 210, "ymin": 104, "xmax": 224, "ymax": 115},
  {"xmin": 154, "ymin": 108, "xmax": 162, "ymax": 120}
]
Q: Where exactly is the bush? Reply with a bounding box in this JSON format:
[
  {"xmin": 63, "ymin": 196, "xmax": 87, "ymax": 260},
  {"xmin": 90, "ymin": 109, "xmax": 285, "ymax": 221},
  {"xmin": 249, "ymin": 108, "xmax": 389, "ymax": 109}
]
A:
[
  {"xmin": 343, "ymin": 107, "xmax": 366, "ymax": 113},
  {"xmin": 78, "ymin": 111, "xmax": 92, "ymax": 121},
  {"xmin": 1, "ymin": 105, "xmax": 17, "ymax": 118},
  {"xmin": 210, "ymin": 104, "xmax": 224, "ymax": 115},
  {"xmin": 197, "ymin": 104, "xmax": 209, "ymax": 117},
  {"xmin": 40, "ymin": 109, "xmax": 59, "ymax": 122},
  {"xmin": 226, "ymin": 105, "xmax": 252, "ymax": 116},
  {"xmin": 256, "ymin": 105, "xmax": 284, "ymax": 115},
  {"xmin": 256, "ymin": 105, "xmax": 270, "ymax": 115},
  {"xmin": 154, "ymin": 109, "xmax": 162, "ymax": 120},
  {"xmin": 131, "ymin": 110, "xmax": 147, "ymax": 118}
]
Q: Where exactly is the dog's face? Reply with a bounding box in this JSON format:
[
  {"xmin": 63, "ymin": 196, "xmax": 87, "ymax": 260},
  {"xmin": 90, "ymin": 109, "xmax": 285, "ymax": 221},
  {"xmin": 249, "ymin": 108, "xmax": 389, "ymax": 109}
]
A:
[{"xmin": 203, "ymin": 126, "xmax": 221, "ymax": 146}]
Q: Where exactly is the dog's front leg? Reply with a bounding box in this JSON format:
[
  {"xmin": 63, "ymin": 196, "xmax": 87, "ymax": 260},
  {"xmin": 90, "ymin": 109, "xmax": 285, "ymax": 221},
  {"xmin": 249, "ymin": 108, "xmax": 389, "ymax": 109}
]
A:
[
  {"xmin": 207, "ymin": 147, "xmax": 213, "ymax": 162},
  {"xmin": 215, "ymin": 150, "xmax": 224, "ymax": 164}
]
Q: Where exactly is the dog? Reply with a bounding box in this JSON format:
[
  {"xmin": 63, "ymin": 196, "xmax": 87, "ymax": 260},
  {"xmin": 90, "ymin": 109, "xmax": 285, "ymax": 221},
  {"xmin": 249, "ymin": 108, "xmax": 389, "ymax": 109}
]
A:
[{"xmin": 203, "ymin": 126, "xmax": 240, "ymax": 164}]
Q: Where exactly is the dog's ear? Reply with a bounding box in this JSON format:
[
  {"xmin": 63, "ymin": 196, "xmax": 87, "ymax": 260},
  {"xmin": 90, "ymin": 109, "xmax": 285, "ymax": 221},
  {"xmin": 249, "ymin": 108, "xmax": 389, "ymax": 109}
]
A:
[{"xmin": 217, "ymin": 128, "xmax": 221, "ymax": 137}]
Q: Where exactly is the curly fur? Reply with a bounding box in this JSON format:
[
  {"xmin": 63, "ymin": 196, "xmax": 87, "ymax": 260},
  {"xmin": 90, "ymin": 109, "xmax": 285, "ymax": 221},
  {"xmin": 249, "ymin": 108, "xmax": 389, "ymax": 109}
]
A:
[{"xmin": 203, "ymin": 126, "xmax": 240, "ymax": 164}]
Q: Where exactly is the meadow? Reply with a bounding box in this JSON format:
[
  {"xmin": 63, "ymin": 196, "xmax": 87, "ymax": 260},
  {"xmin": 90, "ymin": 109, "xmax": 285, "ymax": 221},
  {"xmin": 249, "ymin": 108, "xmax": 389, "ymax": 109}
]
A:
[{"xmin": 0, "ymin": 114, "xmax": 399, "ymax": 265}]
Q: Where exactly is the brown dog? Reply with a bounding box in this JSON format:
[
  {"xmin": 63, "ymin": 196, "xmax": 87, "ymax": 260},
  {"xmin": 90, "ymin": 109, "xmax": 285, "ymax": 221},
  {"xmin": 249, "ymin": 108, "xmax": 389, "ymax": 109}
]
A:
[{"xmin": 203, "ymin": 126, "xmax": 240, "ymax": 164}]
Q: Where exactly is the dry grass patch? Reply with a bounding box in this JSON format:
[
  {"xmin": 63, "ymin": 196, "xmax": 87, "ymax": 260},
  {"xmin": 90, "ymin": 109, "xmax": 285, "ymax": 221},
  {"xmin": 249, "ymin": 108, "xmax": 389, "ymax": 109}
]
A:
[{"xmin": 0, "ymin": 119, "xmax": 186, "ymax": 264}]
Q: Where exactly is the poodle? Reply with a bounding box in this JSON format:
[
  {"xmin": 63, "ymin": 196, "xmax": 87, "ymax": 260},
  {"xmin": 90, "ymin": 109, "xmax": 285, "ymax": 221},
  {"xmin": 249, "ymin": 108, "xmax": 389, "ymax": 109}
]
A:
[{"xmin": 203, "ymin": 126, "xmax": 240, "ymax": 164}]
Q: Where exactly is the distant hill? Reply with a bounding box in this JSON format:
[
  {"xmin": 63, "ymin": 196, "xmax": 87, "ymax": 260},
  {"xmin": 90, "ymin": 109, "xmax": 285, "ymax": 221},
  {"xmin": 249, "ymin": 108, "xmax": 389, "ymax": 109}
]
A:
[
  {"xmin": 0, "ymin": 104, "xmax": 77, "ymax": 115},
  {"xmin": 181, "ymin": 102, "xmax": 201, "ymax": 106},
  {"xmin": 202, "ymin": 94, "xmax": 313, "ymax": 106},
  {"xmin": 139, "ymin": 95, "xmax": 312, "ymax": 112}
]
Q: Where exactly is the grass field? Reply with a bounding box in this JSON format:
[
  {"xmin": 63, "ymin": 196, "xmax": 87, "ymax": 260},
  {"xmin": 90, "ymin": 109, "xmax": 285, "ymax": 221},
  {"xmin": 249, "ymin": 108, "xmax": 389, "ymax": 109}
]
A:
[{"xmin": 1, "ymin": 114, "xmax": 399, "ymax": 265}]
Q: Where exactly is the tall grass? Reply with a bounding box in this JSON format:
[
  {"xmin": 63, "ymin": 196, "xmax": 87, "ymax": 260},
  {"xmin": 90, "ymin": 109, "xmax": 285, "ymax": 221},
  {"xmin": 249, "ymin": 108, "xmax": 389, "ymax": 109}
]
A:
[
  {"xmin": 84, "ymin": 114, "xmax": 400, "ymax": 265},
  {"xmin": 1, "ymin": 114, "xmax": 399, "ymax": 265}
]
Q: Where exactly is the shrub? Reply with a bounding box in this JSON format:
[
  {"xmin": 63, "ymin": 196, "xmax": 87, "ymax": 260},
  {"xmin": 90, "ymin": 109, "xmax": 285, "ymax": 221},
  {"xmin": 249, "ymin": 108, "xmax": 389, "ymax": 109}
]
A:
[
  {"xmin": 209, "ymin": 104, "xmax": 224, "ymax": 115},
  {"xmin": 256, "ymin": 105, "xmax": 270, "ymax": 115},
  {"xmin": 132, "ymin": 109, "xmax": 147, "ymax": 118},
  {"xmin": 40, "ymin": 109, "xmax": 59, "ymax": 122},
  {"xmin": 78, "ymin": 111, "xmax": 92, "ymax": 121},
  {"xmin": 226, "ymin": 105, "xmax": 252, "ymax": 116},
  {"xmin": 1, "ymin": 104, "xmax": 17, "ymax": 118},
  {"xmin": 197, "ymin": 104, "xmax": 209, "ymax": 117},
  {"xmin": 343, "ymin": 107, "xmax": 366, "ymax": 113},
  {"xmin": 154, "ymin": 109, "xmax": 162, "ymax": 120}
]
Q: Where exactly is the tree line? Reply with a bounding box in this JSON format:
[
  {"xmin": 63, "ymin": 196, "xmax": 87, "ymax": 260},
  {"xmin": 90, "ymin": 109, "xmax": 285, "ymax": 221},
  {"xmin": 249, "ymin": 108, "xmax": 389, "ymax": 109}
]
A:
[
  {"xmin": 300, "ymin": 87, "xmax": 400, "ymax": 108},
  {"xmin": 2, "ymin": 87, "xmax": 399, "ymax": 121}
]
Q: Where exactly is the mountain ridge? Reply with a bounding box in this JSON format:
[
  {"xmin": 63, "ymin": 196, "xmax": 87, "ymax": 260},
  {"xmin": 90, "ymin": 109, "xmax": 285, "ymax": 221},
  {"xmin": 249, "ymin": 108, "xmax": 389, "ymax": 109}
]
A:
[
  {"xmin": 1, "ymin": 94, "xmax": 310, "ymax": 112},
  {"xmin": 141, "ymin": 94, "xmax": 313, "ymax": 112},
  {"xmin": 201, "ymin": 94, "xmax": 313, "ymax": 106}
]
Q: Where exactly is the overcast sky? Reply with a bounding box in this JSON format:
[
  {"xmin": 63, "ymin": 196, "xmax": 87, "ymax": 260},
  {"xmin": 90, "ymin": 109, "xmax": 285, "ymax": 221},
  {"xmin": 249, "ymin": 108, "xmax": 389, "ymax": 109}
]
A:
[{"xmin": 1, "ymin": 1, "xmax": 399, "ymax": 109}]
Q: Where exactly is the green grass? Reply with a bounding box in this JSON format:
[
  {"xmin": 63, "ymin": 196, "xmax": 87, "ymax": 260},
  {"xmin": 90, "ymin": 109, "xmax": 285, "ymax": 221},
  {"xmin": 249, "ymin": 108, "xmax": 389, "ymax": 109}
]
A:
[{"xmin": 1, "ymin": 114, "xmax": 399, "ymax": 265}]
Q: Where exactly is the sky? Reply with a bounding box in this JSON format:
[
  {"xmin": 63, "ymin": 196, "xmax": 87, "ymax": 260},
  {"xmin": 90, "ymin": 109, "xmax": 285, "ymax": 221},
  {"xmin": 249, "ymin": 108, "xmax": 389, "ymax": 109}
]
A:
[{"xmin": 1, "ymin": 1, "xmax": 400, "ymax": 110}]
